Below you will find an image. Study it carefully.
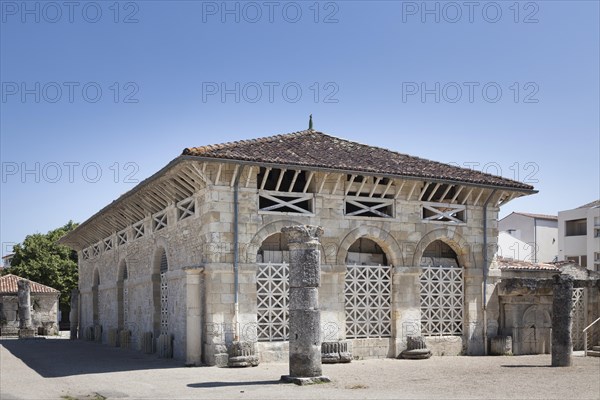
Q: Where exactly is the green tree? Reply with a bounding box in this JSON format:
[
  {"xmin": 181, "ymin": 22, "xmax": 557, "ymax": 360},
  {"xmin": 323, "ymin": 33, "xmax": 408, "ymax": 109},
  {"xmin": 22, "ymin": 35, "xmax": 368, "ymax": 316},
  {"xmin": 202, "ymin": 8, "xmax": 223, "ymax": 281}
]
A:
[{"xmin": 2, "ymin": 221, "xmax": 79, "ymax": 320}]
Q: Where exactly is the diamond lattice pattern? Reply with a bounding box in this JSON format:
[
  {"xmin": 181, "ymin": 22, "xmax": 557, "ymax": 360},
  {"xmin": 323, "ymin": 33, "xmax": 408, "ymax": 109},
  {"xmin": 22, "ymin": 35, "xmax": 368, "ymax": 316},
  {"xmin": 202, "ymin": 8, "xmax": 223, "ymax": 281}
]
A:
[
  {"xmin": 257, "ymin": 262, "xmax": 289, "ymax": 341},
  {"xmin": 345, "ymin": 264, "xmax": 392, "ymax": 339},
  {"xmin": 420, "ymin": 265, "xmax": 464, "ymax": 335}
]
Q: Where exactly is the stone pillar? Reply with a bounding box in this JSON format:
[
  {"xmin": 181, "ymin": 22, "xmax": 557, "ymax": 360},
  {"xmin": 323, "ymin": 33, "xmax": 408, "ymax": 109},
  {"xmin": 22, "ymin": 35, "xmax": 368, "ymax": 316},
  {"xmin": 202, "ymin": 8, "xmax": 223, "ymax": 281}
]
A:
[
  {"xmin": 552, "ymin": 274, "xmax": 574, "ymax": 367},
  {"xmin": 69, "ymin": 289, "xmax": 79, "ymax": 340},
  {"xmin": 17, "ymin": 279, "xmax": 34, "ymax": 338},
  {"xmin": 281, "ymin": 225, "xmax": 330, "ymax": 385},
  {"xmin": 185, "ymin": 269, "xmax": 203, "ymax": 366}
]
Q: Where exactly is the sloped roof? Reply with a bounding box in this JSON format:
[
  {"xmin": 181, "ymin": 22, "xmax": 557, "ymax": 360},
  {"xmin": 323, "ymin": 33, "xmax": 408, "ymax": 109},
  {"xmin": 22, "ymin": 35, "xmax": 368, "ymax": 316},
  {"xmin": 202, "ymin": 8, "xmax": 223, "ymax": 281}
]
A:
[
  {"xmin": 496, "ymin": 257, "xmax": 559, "ymax": 271},
  {"xmin": 183, "ymin": 130, "xmax": 534, "ymax": 190},
  {"xmin": 577, "ymin": 199, "xmax": 600, "ymax": 209},
  {"xmin": 511, "ymin": 212, "xmax": 557, "ymax": 221},
  {"xmin": 0, "ymin": 274, "xmax": 60, "ymax": 295}
]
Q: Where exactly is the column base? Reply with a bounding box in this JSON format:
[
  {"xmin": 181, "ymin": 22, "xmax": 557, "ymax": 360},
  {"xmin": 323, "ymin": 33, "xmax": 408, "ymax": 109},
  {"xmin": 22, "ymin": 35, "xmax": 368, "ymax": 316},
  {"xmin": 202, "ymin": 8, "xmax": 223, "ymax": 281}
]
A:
[{"xmin": 280, "ymin": 375, "xmax": 331, "ymax": 386}]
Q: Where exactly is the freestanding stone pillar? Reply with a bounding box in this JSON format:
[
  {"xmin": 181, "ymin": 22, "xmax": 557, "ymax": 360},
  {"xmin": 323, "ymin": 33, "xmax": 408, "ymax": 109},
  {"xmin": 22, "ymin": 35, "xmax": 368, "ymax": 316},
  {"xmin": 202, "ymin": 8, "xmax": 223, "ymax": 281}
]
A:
[
  {"xmin": 17, "ymin": 279, "xmax": 35, "ymax": 338},
  {"xmin": 280, "ymin": 225, "xmax": 330, "ymax": 385},
  {"xmin": 69, "ymin": 289, "xmax": 79, "ymax": 340},
  {"xmin": 552, "ymin": 274, "xmax": 574, "ymax": 367}
]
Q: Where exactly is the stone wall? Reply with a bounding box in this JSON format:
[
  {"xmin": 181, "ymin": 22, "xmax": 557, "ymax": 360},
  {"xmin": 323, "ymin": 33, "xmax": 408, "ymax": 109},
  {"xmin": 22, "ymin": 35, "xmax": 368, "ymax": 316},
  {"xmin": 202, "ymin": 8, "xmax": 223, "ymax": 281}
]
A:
[
  {"xmin": 77, "ymin": 164, "xmax": 500, "ymax": 364},
  {"xmin": 1, "ymin": 293, "xmax": 59, "ymax": 335}
]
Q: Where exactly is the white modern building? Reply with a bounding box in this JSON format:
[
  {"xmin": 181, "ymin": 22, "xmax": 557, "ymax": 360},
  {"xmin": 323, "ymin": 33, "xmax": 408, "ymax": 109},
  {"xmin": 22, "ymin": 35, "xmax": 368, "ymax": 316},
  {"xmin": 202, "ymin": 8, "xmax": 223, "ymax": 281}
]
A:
[
  {"xmin": 558, "ymin": 200, "xmax": 600, "ymax": 271},
  {"xmin": 498, "ymin": 212, "xmax": 558, "ymax": 263}
]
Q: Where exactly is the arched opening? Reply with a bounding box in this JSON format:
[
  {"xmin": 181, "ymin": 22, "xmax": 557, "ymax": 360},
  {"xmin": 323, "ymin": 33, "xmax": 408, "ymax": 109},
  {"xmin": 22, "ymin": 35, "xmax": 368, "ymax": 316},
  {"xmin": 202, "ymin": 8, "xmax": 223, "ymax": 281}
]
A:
[
  {"xmin": 256, "ymin": 233, "xmax": 289, "ymax": 342},
  {"xmin": 152, "ymin": 248, "xmax": 169, "ymax": 338},
  {"xmin": 117, "ymin": 261, "xmax": 128, "ymax": 330},
  {"xmin": 344, "ymin": 238, "xmax": 392, "ymax": 339},
  {"xmin": 419, "ymin": 240, "xmax": 464, "ymax": 336},
  {"xmin": 92, "ymin": 269, "xmax": 100, "ymax": 325}
]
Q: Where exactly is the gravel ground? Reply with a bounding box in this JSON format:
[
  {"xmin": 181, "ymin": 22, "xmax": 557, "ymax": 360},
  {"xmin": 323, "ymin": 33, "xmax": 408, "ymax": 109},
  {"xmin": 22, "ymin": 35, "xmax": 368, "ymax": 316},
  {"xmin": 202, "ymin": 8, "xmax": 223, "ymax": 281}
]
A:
[{"xmin": 1, "ymin": 337, "xmax": 599, "ymax": 400}]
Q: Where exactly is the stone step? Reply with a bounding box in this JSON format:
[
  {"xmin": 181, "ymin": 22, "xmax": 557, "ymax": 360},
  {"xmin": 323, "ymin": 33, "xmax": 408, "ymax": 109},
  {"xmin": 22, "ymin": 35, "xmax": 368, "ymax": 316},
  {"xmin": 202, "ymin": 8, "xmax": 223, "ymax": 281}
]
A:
[
  {"xmin": 592, "ymin": 345, "xmax": 600, "ymax": 352},
  {"xmin": 587, "ymin": 350, "xmax": 600, "ymax": 357}
]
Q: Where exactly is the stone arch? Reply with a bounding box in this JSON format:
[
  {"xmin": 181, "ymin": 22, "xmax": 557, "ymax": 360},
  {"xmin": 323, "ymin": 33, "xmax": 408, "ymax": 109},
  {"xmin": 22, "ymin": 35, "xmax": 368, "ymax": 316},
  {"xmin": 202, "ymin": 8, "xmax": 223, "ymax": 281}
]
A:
[
  {"xmin": 92, "ymin": 268, "xmax": 100, "ymax": 325},
  {"xmin": 152, "ymin": 246, "xmax": 169, "ymax": 337},
  {"xmin": 411, "ymin": 228, "xmax": 471, "ymax": 268},
  {"xmin": 117, "ymin": 259, "xmax": 128, "ymax": 330},
  {"xmin": 336, "ymin": 226, "xmax": 403, "ymax": 266},
  {"xmin": 245, "ymin": 219, "xmax": 303, "ymax": 263}
]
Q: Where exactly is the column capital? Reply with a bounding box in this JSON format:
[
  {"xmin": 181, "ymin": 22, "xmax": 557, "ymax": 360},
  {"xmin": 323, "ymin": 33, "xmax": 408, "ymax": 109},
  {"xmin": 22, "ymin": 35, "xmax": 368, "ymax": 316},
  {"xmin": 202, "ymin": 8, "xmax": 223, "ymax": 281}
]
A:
[{"xmin": 282, "ymin": 225, "xmax": 323, "ymax": 246}]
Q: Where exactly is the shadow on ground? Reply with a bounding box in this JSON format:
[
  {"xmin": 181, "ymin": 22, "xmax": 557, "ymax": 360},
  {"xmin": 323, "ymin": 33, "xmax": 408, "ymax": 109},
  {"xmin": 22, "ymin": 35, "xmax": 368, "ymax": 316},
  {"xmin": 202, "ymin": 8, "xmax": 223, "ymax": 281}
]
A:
[
  {"xmin": 0, "ymin": 338, "xmax": 181, "ymax": 377},
  {"xmin": 187, "ymin": 379, "xmax": 283, "ymax": 388}
]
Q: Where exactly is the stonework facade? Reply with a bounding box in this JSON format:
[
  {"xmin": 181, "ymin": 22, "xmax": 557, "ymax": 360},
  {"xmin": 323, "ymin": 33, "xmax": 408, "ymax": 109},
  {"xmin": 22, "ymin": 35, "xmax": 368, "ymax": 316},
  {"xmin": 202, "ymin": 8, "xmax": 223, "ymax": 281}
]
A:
[
  {"xmin": 0, "ymin": 275, "xmax": 60, "ymax": 336},
  {"xmin": 61, "ymin": 130, "xmax": 539, "ymax": 365}
]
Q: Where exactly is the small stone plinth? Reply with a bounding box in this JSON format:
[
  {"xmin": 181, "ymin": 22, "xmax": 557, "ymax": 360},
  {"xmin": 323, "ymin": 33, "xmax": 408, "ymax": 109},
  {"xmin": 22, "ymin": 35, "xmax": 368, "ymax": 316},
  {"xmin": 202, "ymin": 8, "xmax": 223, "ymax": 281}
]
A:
[
  {"xmin": 490, "ymin": 336, "xmax": 513, "ymax": 355},
  {"xmin": 228, "ymin": 341, "xmax": 259, "ymax": 367},
  {"xmin": 214, "ymin": 343, "xmax": 229, "ymax": 368},
  {"xmin": 399, "ymin": 335, "xmax": 431, "ymax": 360},
  {"xmin": 322, "ymin": 341, "xmax": 352, "ymax": 364},
  {"xmin": 280, "ymin": 375, "xmax": 331, "ymax": 386},
  {"xmin": 18, "ymin": 328, "xmax": 35, "ymax": 339}
]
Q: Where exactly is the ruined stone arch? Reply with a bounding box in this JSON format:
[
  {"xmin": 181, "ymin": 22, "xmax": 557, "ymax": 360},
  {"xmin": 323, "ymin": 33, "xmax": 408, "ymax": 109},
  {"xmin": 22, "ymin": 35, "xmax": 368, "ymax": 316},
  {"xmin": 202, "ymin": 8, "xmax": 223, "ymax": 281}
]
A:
[
  {"xmin": 411, "ymin": 228, "xmax": 471, "ymax": 269},
  {"xmin": 336, "ymin": 226, "xmax": 403, "ymax": 267}
]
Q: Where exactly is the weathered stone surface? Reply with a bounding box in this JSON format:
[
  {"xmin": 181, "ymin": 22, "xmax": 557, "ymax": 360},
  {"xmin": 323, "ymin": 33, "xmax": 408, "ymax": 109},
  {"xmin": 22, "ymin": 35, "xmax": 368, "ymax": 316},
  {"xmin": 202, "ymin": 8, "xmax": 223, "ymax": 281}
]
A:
[
  {"xmin": 17, "ymin": 280, "xmax": 32, "ymax": 330},
  {"xmin": 228, "ymin": 341, "xmax": 259, "ymax": 367},
  {"xmin": 490, "ymin": 336, "xmax": 512, "ymax": 355},
  {"xmin": 280, "ymin": 375, "xmax": 331, "ymax": 386},
  {"xmin": 69, "ymin": 289, "xmax": 79, "ymax": 340},
  {"xmin": 282, "ymin": 225, "xmax": 328, "ymax": 382},
  {"xmin": 289, "ymin": 287, "xmax": 318, "ymax": 311},
  {"xmin": 399, "ymin": 335, "xmax": 432, "ymax": 359},
  {"xmin": 321, "ymin": 340, "xmax": 352, "ymax": 364},
  {"xmin": 552, "ymin": 275, "xmax": 574, "ymax": 367}
]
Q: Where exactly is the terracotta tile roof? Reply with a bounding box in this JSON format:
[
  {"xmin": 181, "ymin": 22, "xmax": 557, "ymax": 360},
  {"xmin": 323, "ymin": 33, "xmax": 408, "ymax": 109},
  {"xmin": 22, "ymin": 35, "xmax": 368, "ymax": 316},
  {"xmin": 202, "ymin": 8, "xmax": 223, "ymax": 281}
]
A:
[
  {"xmin": 0, "ymin": 274, "xmax": 60, "ymax": 295},
  {"xmin": 512, "ymin": 212, "xmax": 558, "ymax": 221},
  {"xmin": 182, "ymin": 130, "xmax": 534, "ymax": 190},
  {"xmin": 496, "ymin": 257, "xmax": 559, "ymax": 271}
]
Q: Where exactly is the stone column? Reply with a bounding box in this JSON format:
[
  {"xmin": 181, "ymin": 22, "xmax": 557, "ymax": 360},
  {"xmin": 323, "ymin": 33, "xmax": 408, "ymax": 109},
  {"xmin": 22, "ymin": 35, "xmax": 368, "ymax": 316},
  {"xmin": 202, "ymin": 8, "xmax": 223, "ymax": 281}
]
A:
[
  {"xmin": 17, "ymin": 279, "xmax": 34, "ymax": 338},
  {"xmin": 69, "ymin": 289, "xmax": 79, "ymax": 340},
  {"xmin": 552, "ymin": 274, "xmax": 574, "ymax": 367},
  {"xmin": 281, "ymin": 225, "xmax": 330, "ymax": 385}
]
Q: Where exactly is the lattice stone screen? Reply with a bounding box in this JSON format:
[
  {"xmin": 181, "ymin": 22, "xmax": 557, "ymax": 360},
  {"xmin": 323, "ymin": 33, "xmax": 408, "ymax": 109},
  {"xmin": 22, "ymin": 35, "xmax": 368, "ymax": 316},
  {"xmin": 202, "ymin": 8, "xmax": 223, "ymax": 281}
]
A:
[
  {"xmin": 160, "ymin": 252, "xmax": 168, "ymax": 335},
  {"xmin": 572, "ymin": 288, "xmax": 585, "ymax": 350},
  {"xmin": 420, "ymin": 265, "xmax": 464, "ymax": 335},
  {"xmin": 345, "ymin": 264, "xmax": 392, "ymax": 338},
  {"xmin": 257, "ymin": 262, "xmax": 289, "ymax": 341}
]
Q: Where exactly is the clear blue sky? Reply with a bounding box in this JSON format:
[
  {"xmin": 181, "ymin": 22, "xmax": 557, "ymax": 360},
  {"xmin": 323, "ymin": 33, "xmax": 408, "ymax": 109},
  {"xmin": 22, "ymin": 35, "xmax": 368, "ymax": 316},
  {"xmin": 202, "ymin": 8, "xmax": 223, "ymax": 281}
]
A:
[{"xmin": 1, "ymin": 1, "xmax": 599, "ymax": 256}]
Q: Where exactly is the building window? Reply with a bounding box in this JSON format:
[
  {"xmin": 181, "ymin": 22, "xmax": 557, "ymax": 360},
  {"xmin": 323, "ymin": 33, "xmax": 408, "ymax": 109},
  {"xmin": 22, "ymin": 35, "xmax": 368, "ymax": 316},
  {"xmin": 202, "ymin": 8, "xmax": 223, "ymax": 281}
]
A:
[
  {"xmin": 258, "ymin": 192, "xmax": 313, "ymax": 214},
  {"xmin": 117, "ymin": 231, "xmax": 128, "ymax": 246},
  {"xmin": 82, "ymin": 248, "xmax": 90, "ymax": 260},
  {"xmin": 153, "ymin": 212, "xmax": 167, "ymax": 232},
  {"xmin": 594, "ymin": 228, "xmax": 600, "ymax": 238},
  {"xmin": 581, "ymin": 255, "xmax": 587, "ymax": 268},
  {"xmin": 256, "ymin": 234, "xmax": 289, "ymax": 342},
  {"xmin": 565, "ymin": 219, "xmax": 587, "ymax": 236},
  {"xmin": 104, "ymin": 237, "xmax": 113, "ymax": 251},
  {"xmin": 133, "ymin": 222, "xmax": 145, "ymax": 239},
  {"xmin": 422, "ymin": 202, "xmax": 466, "ymax": 224},
  {"xmin": 420, "ymin": 241, "xmax": 464, "ymax": 336},
  {"xmin": 345, "ymin": 197, "xmax": 394, "ymax": 218},
  {"xmin": 92, "ymin": 244, "xmax": 101, "ymax": 257},
  {"xmin": 345, "ymin": 239, "xmax": 391, "ymax": 339},
  {"xmin": 177, "ymin": 198, "xmax": 195, "ymax": 221}
]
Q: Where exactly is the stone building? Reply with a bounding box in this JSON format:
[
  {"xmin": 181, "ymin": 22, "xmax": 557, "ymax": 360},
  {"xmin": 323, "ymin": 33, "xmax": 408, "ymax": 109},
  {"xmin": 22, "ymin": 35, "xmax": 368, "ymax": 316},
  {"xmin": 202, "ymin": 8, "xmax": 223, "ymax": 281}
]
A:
[
  {"xmin": 0, "ymin": 274, "xmax": 60, "ymax": 336},
  {"xmin": 59, "ymin": 129, "xmax": 539, "ymax": 365}
]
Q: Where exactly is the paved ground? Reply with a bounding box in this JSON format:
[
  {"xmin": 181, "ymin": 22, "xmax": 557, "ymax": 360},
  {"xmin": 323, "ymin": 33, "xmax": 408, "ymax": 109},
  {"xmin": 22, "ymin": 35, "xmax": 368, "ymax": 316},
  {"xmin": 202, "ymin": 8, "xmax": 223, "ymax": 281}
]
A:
[{"xmin": 1, "ymin": 336, "xmax": 599, "ymax": 400}]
